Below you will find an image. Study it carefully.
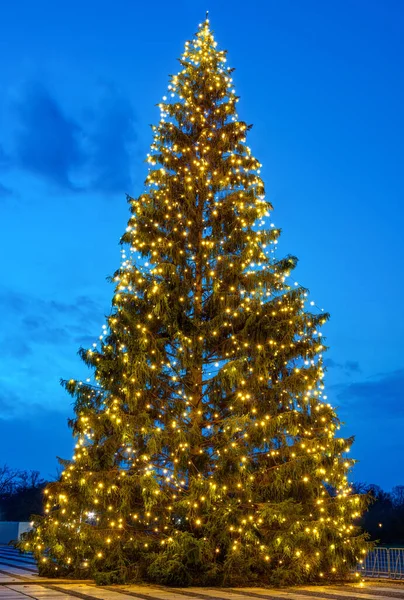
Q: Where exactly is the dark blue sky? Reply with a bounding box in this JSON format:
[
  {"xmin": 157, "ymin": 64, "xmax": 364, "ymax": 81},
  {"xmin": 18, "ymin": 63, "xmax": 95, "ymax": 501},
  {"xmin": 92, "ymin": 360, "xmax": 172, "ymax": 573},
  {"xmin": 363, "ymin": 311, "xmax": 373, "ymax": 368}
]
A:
[{"xmin": 0, "ymin": 0, "xmax": 403, "ymax": 488}]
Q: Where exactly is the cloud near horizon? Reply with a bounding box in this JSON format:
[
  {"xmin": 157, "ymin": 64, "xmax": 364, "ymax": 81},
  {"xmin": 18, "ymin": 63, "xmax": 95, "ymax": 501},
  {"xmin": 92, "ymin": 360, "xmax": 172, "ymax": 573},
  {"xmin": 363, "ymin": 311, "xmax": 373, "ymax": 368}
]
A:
[
  {"xmin": 0, "ymin": 287, "xmax": 104, "ymax": 351},
  {"xmin": 335, "ymin": 368, "xmax": 404, "ymax": 418},
  {"xmin": 0, "ymin": 286, "xmax": 106, "ymax": 424},
  {"xmin": 0, "ymin": 397, "xmax": 73, "ymax": 478}
]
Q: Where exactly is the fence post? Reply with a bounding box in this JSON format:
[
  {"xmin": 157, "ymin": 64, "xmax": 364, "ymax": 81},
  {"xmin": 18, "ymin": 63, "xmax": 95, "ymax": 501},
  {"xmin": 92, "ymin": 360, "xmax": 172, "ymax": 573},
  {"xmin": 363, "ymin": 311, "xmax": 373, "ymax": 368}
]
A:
[{"xmin": 387, "ymin": 548, "xmax": 391, "ymax": 578}]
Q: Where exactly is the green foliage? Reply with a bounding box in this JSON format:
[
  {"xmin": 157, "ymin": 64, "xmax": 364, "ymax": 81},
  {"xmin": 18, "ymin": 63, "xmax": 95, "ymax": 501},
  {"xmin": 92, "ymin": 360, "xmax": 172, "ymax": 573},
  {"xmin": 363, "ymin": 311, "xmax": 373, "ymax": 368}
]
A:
[
  {"xmin": 147, "ymin": 533, "xmax": 207, "ymax": 586},
  {"xmin": 19, "ymin": 17, "xmax": 372, "ymax": 587}
]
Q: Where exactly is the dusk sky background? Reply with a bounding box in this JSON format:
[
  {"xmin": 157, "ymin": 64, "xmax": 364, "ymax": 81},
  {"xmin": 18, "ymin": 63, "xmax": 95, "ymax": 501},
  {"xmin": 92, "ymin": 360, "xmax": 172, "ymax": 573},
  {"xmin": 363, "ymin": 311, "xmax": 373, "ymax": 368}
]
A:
[{"xmin": 0, "ymin": 0, "xmax": 403, "ymax": 488}]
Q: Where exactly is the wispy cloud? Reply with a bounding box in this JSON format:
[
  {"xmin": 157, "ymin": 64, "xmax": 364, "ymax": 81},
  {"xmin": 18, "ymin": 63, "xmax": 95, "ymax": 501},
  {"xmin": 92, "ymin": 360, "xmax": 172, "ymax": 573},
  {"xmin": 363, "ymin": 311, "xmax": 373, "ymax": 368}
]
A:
[
  {"xmin": 21, "ymin": 316, "xmax": 69, "ymax": 345},
  {"xmin": 0, "ymin": 382, "xmax": 23, "ymax": 419},
  {"xmin": 324, "ymin": 358, "xmax": 361, "ymax": 374},
  {"xmin": 0, "ymin": 380, "xmax": 67, "ymax": 421},
  {"xmin": 8, "ymin": 81, "xmax": 136, "ymax": 194},
  {"xmin": 0, "ymin": 182, "xmax": 13, "ymax": 198},
  {"xmin": 0, "ymin": 145, "xmax": 13, "ymax": 196},
  {"xmin": 86, "ymin": 85, "xmax": 136, "ymax": 194},
  {"xmin": 0, "ymin": 286, "xmax": 107, "ymax": 445},
  {"xmin": 1, "ymin": 335, "xmax": 32, "ymax": 359},
  {"xmin": 13, "ymin": 82, "xmax": 83, "ymax": 189},
  {"xmin": 0, "ymin": 144, "xmax": 10, "ymax": 170},
  {"xmin": 0, "ymin": 286, "xmax": 105, "ymax": 363}
]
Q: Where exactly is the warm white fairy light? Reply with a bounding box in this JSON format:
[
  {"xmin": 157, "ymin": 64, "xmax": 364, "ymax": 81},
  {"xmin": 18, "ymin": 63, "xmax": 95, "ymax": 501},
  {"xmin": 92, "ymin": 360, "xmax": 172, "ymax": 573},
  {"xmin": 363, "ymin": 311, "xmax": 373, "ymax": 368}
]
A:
[{"xmin": 23, "ymin": 16, "xmax": 371, "ymax": 585}]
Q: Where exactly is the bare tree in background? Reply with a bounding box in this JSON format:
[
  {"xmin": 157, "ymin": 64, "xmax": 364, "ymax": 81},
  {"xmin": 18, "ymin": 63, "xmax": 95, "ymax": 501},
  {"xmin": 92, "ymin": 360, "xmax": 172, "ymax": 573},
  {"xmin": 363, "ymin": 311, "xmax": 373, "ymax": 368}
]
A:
[
  {"xmin": 0, "ymin": 465, "xmax": 22, "ymax": 496},
  {"xmin": 392, "ymin": 485, "xmax": 404, "ymax": 507}
]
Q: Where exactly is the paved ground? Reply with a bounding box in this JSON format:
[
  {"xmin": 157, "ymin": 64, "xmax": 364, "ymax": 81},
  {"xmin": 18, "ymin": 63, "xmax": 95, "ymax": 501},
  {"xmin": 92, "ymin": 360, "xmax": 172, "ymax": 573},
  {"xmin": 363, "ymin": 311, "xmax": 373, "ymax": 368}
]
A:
[{"xmin": 0, "ymin": 545, "xmax": 403, "ymax": 600}]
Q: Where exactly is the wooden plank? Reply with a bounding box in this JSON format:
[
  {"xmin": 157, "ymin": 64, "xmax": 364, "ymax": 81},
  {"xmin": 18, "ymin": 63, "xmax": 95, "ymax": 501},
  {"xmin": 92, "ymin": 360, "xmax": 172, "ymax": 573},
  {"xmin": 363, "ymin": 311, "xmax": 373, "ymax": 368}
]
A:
[
  {"xmin": 227, "ymin": 589, "xmax": 352, "ymax": 600},
  {"xmin": 356, "ymin": 588, "xmax": 404, "ymax": 595},
  {"xmin": 107, "ymin": 585, "xmax": 212, "ymax": 600},
  {"xmin": 295, "ymin": 587, "xmax": 403, "ymax": 600},
  {"xmin": 123, "ymin": 587, "xmax": 208, "ymax": 600},
  {"xmin": 7, "ymin": 584, "xmax": 78, "ymax": 599},
  {"xmin": 187, "ymin": 588, "xmax": 262, "ymax": 600},
  {"xmin": 0, "ymin": 588, "xmax": 28, "ymax": 600},
  {"xmin": 57, "ymin": 584, "xmax": 149, "ymax": 600}
]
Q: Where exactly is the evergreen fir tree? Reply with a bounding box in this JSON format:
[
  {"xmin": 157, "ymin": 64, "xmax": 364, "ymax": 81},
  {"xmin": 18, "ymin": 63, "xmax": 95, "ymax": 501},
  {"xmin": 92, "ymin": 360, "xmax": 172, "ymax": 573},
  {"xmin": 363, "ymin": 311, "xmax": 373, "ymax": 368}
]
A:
[{"xmin": 21, "ymin": 17, "xmax": 371, "ymax": 586}]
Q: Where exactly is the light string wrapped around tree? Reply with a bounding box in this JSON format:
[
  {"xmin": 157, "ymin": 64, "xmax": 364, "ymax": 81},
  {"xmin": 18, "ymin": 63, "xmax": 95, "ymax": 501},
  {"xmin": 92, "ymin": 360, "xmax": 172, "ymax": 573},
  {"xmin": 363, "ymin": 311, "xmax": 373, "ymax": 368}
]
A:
[{"xmin": 20, "ymin": 17, "xmax": 371, "ymax": 587}]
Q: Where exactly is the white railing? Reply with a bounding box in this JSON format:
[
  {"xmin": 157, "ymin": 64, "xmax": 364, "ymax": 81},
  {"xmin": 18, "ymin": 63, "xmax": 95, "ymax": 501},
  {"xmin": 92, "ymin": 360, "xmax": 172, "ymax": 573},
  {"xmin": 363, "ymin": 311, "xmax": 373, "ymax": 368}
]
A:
[{"xmin": 357, "ymin": 547, "xmax": 404, "ymax": 579}]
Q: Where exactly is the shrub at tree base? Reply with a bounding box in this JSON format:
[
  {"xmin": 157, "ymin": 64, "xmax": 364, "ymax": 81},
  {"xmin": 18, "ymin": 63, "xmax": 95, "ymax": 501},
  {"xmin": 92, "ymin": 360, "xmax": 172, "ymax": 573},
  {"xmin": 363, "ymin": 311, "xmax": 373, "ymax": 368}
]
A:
[{"xmin": 19, "ymin": 17, "xmax": 372, "ymax": 586}]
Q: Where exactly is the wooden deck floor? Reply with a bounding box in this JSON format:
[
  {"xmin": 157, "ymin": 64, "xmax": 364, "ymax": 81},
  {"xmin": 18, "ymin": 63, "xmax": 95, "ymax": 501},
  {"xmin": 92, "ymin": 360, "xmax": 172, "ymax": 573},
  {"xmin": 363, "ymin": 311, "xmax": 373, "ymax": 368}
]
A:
[{"xmin": 0, "ymin": 545, "xmax": 402, "ymax": 600}]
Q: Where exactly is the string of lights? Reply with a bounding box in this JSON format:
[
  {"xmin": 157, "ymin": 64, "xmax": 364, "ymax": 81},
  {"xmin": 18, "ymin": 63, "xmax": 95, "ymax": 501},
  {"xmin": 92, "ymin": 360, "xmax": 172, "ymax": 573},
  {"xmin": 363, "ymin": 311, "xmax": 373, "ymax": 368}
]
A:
[{"xmin": 20, "ymin": 17, "xmax": 371, "ymax": 587}]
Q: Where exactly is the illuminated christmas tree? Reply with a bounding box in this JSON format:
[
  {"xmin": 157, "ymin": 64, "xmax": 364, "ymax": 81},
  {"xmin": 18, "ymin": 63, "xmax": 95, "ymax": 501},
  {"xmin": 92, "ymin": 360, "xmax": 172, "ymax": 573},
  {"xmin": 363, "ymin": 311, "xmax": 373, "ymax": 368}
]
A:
[{"xmin": 22, "ymin": 17, "xmax": 371, "ymax": 586}]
